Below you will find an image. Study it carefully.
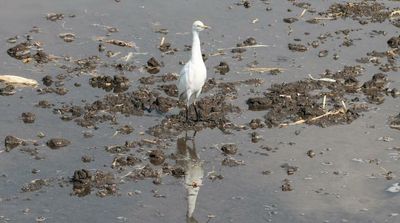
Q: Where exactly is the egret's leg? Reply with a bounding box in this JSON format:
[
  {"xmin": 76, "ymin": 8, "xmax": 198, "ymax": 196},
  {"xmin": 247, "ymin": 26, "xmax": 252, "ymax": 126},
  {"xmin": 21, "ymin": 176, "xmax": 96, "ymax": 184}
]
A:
[
  {"xmin": 185, "ymin": 104, "xmax": 189, "ymax": 122},
  {"xmin": 193, "ymin": 130, "xmax": 197, "ymax": 138},
  {"xmin": 193, "ymin": 90, "xmax": 202, "ymax": 121},
  {"xmin": 193, "ymin": 101, "xmax": 199, "ymax": 121},
  {"xmin": 185, "ymin": 91, "xmax": 193, "ymax": 122}
]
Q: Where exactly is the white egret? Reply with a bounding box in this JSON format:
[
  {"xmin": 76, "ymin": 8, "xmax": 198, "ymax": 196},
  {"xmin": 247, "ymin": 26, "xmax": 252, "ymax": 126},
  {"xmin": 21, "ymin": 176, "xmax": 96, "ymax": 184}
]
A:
[{"xmin": 178, "ymin": 20, "xmax": 210, "ymax": 121}]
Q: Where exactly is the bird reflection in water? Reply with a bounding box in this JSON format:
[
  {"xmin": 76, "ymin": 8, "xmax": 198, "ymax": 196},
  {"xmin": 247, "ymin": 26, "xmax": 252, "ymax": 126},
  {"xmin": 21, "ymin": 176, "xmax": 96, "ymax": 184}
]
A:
[{"xmin": 176, "ymin": 132, "xmax": 204, "ymax": 223}]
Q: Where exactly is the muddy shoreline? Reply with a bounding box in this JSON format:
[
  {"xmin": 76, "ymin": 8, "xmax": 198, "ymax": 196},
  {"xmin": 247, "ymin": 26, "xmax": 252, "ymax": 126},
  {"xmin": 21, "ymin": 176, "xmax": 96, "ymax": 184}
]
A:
[{"xmin": 1, "ymin": 0, "xmax": 400, "ymax": 222}]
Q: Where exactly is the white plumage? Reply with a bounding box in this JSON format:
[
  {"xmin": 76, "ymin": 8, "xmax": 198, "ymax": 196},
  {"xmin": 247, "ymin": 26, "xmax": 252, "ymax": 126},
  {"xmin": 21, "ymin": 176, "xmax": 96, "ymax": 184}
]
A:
[{"xmin": 178, "ymin": 20, "xmax": 209, "ymax": 121}]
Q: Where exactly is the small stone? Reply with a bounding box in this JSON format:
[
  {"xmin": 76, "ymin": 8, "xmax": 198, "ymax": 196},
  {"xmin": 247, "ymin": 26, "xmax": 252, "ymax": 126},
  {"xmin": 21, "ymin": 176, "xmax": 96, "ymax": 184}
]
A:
[
  {"xmin": 307, "ymin": 150, "xmax": 316, "ymax": 158},
  {"xmin": 333, "ymin": 54, "xmax": 339, "ymax": 60},
  {"xmin": 283, "ymin": 17, "xmax": 298, "ymax": 24},
  {"xmin": 318, "ymin": 50, "xmax": 328, "ymax": 57}
]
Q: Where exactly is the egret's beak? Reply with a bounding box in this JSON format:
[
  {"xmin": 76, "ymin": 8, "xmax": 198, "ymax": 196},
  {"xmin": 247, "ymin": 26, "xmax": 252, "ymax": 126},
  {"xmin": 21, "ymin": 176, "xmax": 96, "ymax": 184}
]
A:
[{"xmin": 202, "ymin": 25, "xmax": 211, "ymax": 29}]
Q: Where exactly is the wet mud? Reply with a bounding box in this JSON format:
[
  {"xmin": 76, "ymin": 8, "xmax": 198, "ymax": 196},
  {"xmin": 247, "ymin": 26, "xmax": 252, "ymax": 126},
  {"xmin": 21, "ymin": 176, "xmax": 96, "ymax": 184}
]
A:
[{"xmin": 1, "ymin": 1, "xmax": 400, "ymax": 223}]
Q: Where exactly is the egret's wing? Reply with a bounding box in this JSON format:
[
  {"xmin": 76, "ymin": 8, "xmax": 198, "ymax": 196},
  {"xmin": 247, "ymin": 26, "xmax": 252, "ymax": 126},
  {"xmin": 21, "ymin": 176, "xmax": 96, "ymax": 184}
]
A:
[{"xmin": 178, "ymin": 62, "xmax": 191, "ymax": 100}]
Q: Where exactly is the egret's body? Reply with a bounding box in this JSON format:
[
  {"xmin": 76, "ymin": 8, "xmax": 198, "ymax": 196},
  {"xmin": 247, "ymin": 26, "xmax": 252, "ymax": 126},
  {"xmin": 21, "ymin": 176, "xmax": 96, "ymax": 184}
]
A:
[{"xmin": 178, "ymin": 21, "xmax": 209, "ymax": 121}]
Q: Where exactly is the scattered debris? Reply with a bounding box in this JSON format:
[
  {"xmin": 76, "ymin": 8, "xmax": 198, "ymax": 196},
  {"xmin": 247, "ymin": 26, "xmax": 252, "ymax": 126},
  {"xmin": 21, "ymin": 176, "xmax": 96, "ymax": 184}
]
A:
[
  {"xmin": 0, "ymin": 75, "xmax": 38, "ymax": 87},
  {"xmin": 59, "ymin": 33, "xmax": 76, "ymax": 42},
  {"xmin": 387, "ymin": 183, "xmax": 400, "ymax": 193},
  {"xmin": 104, "ymin": 39, "xmax": 136, "ymax": 48}
]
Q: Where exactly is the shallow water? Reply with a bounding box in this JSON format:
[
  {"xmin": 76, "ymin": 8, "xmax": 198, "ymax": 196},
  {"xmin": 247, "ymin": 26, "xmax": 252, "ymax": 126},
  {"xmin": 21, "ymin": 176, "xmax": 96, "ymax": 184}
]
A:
[{"xmin": 1, "ymin": 0, "xmax": 400, "ymax": 222}]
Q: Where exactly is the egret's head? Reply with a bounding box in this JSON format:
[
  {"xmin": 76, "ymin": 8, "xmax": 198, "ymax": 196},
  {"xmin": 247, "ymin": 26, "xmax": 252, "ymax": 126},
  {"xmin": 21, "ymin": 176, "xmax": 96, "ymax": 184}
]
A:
[{"xmin": 192, "ymin": 20, "xmax": 210, "ymax": 32}]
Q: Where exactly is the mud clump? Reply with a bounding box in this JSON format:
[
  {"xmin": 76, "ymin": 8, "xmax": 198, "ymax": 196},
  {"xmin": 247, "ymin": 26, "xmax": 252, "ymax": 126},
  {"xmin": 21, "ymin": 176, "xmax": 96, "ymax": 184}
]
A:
[
  {"xmin": 222, "ymin": 157, "xmax": 245, "ymax": 167},
  {"xmin": 63, "ymin": 88, "xmax": 177, "ymax": 128},
  {"xmin": 81, "ymin": 155, "xmax": 93, "ymax": 163},
  {"xmin": 72, "ymin": 169, "xmax": 92, "ymax": 197},
  {"xmin": 7, "ymin": 42, "xmax": 32, "ymax": 60},
  {"xmin": 21, "ymin": 179, "xmax": 47, "ymax": 192},
  {"xmin": 59, "ymin": 33, "xmax": 75, "ymax": 43},
  {"xmin": 105, "ymin": 144, "xmax": 131, "ymax": 154},
  {"xmin": 54, "ymin": 105, "xmax": 83, "ymax": 121},
  {"xmin": 149, "ymin": 150, "xmax": 166, "ymax": 165},
  {"xmin": 243, "ymin": 37, "xmax": 257, "ymax": 46},
  {"xmin": 140, "ymin": 73, "xmax": 177, "ymax": 85},
  {"xmin": 281, "ymin": 179, "xmax": 293, "ymax": 191},
  {"xmin": 71, "ymin": 169, "xmax": 117, "ymax": 197},
  {"xmin": 158, "ymin": 41, "xmax": 178, "ymax": 54},
  {"xmin": 389, "ymin": 113, "xmax": 400, "ymax": 131},
  {"xmin": 47, "ymin": 138, "xmax": 70, "ymax": 149},
  {"xmin": 159, "ymin": 84, "xmax": 178, "ymax": 97},
  {"xmin": 387, "ymin": 36, "xmax": 400, "ymax": 48},
  {"xmin": 318, "ymin": 50, "xmax": 329, "ymax": 58},
  {"xmin": 0, "ymin": 85, "xmax": 16, "ymax": 96},
  {"xmin": 42, "ymin": 75, "xmax": 53, "ymax": 86},
  {"xmin": 324, "ymin": 2, "xmax": 391, "ymax": 24},
  {"xmin": 145, "ymin": 57, "xmax": 162, "ymax": 74},
  {"xmin": 116, "ymin": 125, "xmax": 134, "ymax": 135},
  {"xmin": 127, "ymin": 165, "xmax": 160, "ymax": 180},
  {"xmin": 246, "ymin": 66, "xmax": 383, "ymax": 128},
  {"xmin": 288, "ymin": 43, "xmax": 307, "ymax": 52},
  {"xmin": 148, "ymin": 95, "xmax": 240, "ymax": 138},
  {"xmin": 307, "ymin": 150, "xmax": 316, "ymax": 158},
  {"xmin": 46, "ymin": 13, "xmax": 64, "ymax": 21},
  {"xmin": 93, "ymin": 171, "xmax": 117, "ymax": 197},
  {"xmin": 65, "ymin": 56, "xmax": 99, "ymax": 75},
  {"xmin": 251, "ymin": 132, "xmax": 262, "ymax": 143},
  {"xmin": 362, "ymin": 73, "xmax": 388, "ymax": 104},
  {"xmin": 281, "ymin": 163, "xmax": 299, "ymax": 175},
  {"xmin": 5, "ymin": 135, "xmax": 24, "ymax": 152},
  {"xmin": 214, "ymin": 61, "xmax": 230, "ymax": 75},
  {"xmin": 231, "ymin": 37, "xmax": 257, "ymax": 53},
  {"xmin": 112, "ymin": 155, "xmax": 141, "ymax": 169},
  {"xmin": 249, "ymin": 119, "xmax": 265, "ymax": 129},
  {"xmin": 37, "ymin": 87, "xmax": 69, "ymax": 96},
  {"xmin": 21, "ymin": 112, "xmax": 35, "ymax": 124},
  {"xmin": 7, "ymin": 42, "xmax": 51, "ymax": 64},
  {"xmin": 89, "ymin": 75, "xmax": 130, "ymax": 93},
  {"xmin": 221, "ymin": 144, "xmax": 238, "ymax": 155}
]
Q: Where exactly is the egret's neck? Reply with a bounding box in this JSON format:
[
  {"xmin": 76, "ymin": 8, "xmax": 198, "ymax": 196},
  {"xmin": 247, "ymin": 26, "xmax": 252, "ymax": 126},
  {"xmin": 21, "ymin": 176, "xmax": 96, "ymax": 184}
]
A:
[{"xmin": 191, "ymin": 30, "xmax": 202, "ymax": 62}]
